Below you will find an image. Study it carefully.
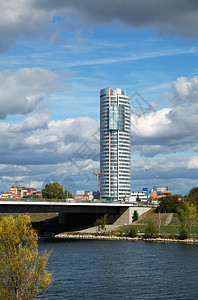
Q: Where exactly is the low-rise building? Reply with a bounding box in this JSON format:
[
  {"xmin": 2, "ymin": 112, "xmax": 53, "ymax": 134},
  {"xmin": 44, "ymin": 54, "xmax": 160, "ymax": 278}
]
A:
[
  {"xmin": 1, "ymin": 186, "xmax": 41, "ymax": 199},
  {"xmin": 74, "ymin": 190, "xmax": 94, "ymax": 201},
  {"xmin": 151, "ymin": 186, "xmax": 172, "ymax": 201},
  {"xmin": 130, "ymin": 190, "xmax": 149, "ymax": 203}
]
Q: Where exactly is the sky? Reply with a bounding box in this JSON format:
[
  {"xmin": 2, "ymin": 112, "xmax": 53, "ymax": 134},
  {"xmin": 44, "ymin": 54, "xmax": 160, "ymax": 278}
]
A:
[{"xmin": 0, "ymin": 0, "xmax": 198, "ymax": 196}]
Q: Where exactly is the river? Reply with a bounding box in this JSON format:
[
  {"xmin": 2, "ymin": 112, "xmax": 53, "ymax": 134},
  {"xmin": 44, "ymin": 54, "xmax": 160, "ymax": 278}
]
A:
[{"xmin": 39, "ymin": 238, "xmax": 198, "ymax": 299}]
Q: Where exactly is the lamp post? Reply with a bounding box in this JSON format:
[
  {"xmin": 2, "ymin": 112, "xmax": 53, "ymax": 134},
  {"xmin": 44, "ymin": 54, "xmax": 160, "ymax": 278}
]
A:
[
  {"xmin": 145, "ymin": 168, "xmax": 149, "ymax": 203},
  {"xmin": 15, "ymin": 181, "xmax": 17, "ymax": 200},
  {"xmin": 28, "ymin": 170, "xmax": 32, "ymax": 199},
  {"xmin": 72, "ymin": 173, "xmax": 76, "ymax": 197},
  {"xmin": 155, "ymin": 175, "xmax": 158, "ymax": 187}
]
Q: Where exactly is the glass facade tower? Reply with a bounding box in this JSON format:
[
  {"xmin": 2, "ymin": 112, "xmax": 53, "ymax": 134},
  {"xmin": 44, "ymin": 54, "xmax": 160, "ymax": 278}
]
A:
[{"xmin": 100, "ymin": 88, "xmax": 131, "ymax": 201}]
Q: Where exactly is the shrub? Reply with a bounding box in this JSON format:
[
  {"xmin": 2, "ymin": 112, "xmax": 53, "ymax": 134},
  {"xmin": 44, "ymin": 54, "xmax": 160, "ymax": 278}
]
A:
[
  {"xmin": 161, "ymin": 233, "xmax": 169, "ymax": 239},
  {"xmin": 118, "ymin": 231, "xmax": 125, "ymax": 237},
  {"xmin": 169, "ymin": 233, "xmax": 176, "ymax": 239},
  {"xmin": 145, "ymin": 220, "xmax": 158, "ymax": 238},
  {"xmin": 128, "ymin": 228, "xmax": 138, "ymax": 238},
  {"xmin": 104, "ymin": 231, "xmax": 111, "ymax": 236},
  {"xmin": 179, "ymin": 225, "xmax": 188, "ymax": 240}
]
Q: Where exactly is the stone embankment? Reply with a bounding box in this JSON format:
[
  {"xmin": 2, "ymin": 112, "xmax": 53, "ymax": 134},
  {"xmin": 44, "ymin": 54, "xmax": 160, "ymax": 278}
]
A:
[{"xmin": 55, "ymin": 233, "xmax": 198, "ymax": 244}]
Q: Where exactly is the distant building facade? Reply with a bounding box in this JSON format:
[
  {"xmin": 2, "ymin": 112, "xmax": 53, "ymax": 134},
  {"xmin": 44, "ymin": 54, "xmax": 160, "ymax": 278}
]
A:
[
  {"xmin": 151, "ymin": 186, "xmax": 172, "ymax": 201},
  {"xmin": 74, "ymin": 190, "xmax": 94, "ymax": 201},
  {"xmin": 130, "ymin": 191, "xmax": 149, "ymax": 203},
  {"xmin": 100, "ymin": 88, "xmax": 131, "ymax": 201},
  {"xmin": 1, "ymin": 186, "xmax": 41, "ymax": 199}
]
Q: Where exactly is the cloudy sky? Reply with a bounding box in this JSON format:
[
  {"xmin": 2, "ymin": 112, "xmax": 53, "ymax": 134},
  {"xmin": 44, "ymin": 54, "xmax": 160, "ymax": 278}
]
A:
[{"xmin": 1, "ymin": 0, "xmax": 198, "ymax": 195}]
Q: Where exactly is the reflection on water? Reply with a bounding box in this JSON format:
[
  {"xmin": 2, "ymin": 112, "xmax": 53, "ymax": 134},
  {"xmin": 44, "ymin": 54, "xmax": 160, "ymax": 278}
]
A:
[{"xmin": 39, "ymin": 238, "xmax": 198, "ymax": 299}]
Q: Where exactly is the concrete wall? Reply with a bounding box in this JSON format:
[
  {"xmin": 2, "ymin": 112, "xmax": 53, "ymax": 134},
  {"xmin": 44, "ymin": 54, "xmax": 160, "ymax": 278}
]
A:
[{"xmin": 113, "ymin": 207, "xmax": 151, "ymax": 225}]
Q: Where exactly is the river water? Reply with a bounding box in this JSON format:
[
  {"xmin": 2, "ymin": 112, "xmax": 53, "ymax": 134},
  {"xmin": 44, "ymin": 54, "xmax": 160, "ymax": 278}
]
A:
[{"xmin": 39, "ymin": 238, "xmax": 198, "ymax": 299}]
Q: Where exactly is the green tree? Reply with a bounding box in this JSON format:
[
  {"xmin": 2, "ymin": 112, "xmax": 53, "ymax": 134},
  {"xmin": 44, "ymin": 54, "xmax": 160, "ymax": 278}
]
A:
[
  {"xmin": 94, "ymin": 214, "xmax": 108, "ymax": 234},
  {"xmin": 132, "ymin": 210, "xmax": 139, "ymax": 222},
  {"xmin": 42, "ymin": 182, "xmax": 64, "ymax": 199},
  {"xmin": 185, "ymin": 187, "xmax": 198, "ymax": 208},
  {"xmin": 158, "ymin": 195, "xmax": 180, "ymax": 213},
  {"xmin": 0, "ymin": 215, "xmax": 52, "ymax": 299},
  {"xmin": 145, "ymin": 220, "xmax": 158, "ymax": 238},
  {"xmin": 179, "ymin": 224, "xmax": 188, "ymax": 240},
  {"xmin": 178, "ymin": 201, "xmax": 197, "ymax": 236},
  {"xmin": 64, "ymin": 189, "xmax": 73, "ymax": 199}
]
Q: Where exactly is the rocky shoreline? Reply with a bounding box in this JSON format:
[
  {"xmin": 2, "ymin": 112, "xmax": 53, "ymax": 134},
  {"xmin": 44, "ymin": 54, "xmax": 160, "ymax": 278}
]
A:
[{"xmin": 55, "ymin": 233, "xmax": 198, "ymax": 244}]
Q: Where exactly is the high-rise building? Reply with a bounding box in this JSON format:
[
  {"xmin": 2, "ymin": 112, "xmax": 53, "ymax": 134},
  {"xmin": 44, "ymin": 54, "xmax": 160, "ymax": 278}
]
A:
[{"xmin": 100, "ymin": 88, "xmax": 131, "ymax": 201}]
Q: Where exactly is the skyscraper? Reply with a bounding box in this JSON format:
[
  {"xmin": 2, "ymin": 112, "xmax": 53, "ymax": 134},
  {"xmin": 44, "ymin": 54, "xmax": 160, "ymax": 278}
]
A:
[{"xmin": 100, "ymin": 88, "xmax": 131, "ymax": 201}]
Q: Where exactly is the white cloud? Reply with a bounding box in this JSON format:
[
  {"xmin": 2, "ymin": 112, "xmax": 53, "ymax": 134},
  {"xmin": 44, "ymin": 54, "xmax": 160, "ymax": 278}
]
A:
[
  {"xmin": 132, "ymin": 108, "xmax": 171, "ymax": 138},
  {"xmin": 11, "ymin": 101, "xmax": 51, "ymax": 132},
  {"xmin": 131, "ymin": 156, "xmax": 198, "ymax": 195},
  {"xmin": 0, "ymin": 0, "xmax": 198, "ymax": 51},
  {"xmin": 1, "ymin": 75, "xmax": 198, "ymax": 164},
  {"xmin": 187, "ymin": 156, "xmax": 198, "ymax": 169},
  {"xmin": 33, "ymin": 0, "xmax": 198, "ymax": 38},
  {"xmin": 131, "ymin": 75, "xmax": 198, "ymax": 156},
  {"xmin": 62, "ymin": 48, "xmax": 198, "ymax": 68},
  {"xmin": 172, "ymin": 76, "xmax": 198, "ymax": 105},
  {"xmin": 0, "ymin": 0, "xmax": 50, "ymax": 51},
  {"xmin": 0, "ymin": 68, "xmax": 70, "ymax": 119},
  {"xmin": 0, "ymin": 114, "xmax": 99, "ymax": 165}
]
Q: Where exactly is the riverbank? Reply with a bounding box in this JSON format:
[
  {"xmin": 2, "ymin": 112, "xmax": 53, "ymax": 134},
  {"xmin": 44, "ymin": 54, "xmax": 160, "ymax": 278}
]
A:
[{"xmin": 55, "ymin": 233, "xmax": 198, "ymax": 244}]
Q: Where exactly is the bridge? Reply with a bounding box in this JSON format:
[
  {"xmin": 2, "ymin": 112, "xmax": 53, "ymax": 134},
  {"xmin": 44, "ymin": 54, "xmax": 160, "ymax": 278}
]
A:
[{"xmin": 0, "ymin": 199, "xmax": 151, "ymax": 226}]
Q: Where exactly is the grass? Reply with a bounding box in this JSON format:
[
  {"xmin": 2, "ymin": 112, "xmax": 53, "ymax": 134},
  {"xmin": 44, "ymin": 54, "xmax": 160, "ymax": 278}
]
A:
[
  {"xmin": 134, "ymin": 209, "xmax": 180, "ymax": 226},
  {"xmin": 114, "ymin": 209, "xmax": 198, "ymax": 237}
]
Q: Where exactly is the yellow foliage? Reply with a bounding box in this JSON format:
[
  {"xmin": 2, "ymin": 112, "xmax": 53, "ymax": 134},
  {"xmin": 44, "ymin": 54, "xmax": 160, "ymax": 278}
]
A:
[
  {"xmin": 178, "ymin": 201, "xmax": 198, "ymax": 236},
  {"xmin": 0, "ymin": 215, "xmax": 52, "ymax": 299}
]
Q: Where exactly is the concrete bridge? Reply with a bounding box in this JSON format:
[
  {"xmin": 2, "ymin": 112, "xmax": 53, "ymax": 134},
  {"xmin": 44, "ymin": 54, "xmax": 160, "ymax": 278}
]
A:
[{"xmin": 0, "ymin": 200, "xmax": 151, "ymax": 226}]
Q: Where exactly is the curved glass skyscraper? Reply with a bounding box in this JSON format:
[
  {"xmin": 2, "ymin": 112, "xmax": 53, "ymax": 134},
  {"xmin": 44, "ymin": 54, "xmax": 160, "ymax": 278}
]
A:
[{"xmin": 100, "ymin": 88, "xmax": 131, "ymax": 201}]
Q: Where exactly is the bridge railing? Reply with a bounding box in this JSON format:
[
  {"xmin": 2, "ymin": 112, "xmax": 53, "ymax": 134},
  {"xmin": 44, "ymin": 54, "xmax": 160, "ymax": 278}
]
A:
[
  {"xmin": 0, "ymin": 197, "xmax": 155, "ymax": 207},
  {"xmin": 0, "ymin": 198, "xmax": 75, "ymax": 202}
]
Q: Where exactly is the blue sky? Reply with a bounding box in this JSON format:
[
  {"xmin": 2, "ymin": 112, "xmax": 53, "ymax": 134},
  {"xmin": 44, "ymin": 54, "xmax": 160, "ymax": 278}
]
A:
[{"xmin": 0, "ymin": 0, "xmax": 198, "ymax": 195}]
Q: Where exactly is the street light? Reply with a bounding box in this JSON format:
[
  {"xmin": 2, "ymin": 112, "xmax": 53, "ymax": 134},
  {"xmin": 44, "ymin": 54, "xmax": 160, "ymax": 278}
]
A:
[
  {"xmin": 15, "ymin": 181, "xmax": 17, "ymax": 200},
  {"xmin": 155, "ymin": 175, "xmax": 158, "ymax": 187},
  {"xmin": 28, "ymin": 170, "xmax": 32, "ymax": 199},
  {"xmin": 72, "ymin": 173, "xmax": 76, "ymax": 197},
  {"xmin": 145, "ymin": 168, "xmax": 149, "ymax": 203}
]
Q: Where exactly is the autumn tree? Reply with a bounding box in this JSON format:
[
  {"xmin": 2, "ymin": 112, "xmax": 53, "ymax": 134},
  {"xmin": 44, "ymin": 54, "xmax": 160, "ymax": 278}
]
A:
[
  {"xmin": 94, "ymin": 214, "xmax": 108, "ymax": 234},
  {"xmin": 0, "ymin": 215, "xmax": 52, "ymax": 299},
  {"xmin": 178, "ymin": 201, "xmax": 198, "ymax": 236},
  {"xmin": 185, "ymin": 187, "xmax": 198, "ymax": 208}
]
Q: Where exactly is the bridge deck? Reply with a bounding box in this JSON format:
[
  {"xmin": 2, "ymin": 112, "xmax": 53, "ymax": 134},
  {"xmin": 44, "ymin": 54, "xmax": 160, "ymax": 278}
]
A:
[{"xmin": 0, "ymin": 200, "xmax": 146, "ymax": 214}]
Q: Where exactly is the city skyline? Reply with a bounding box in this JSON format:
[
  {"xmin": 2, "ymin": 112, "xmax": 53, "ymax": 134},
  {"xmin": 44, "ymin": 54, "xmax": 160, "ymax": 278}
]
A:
[{"xmin": 0, "ymin": 1, "xmax": 198, "ymax": 195}]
